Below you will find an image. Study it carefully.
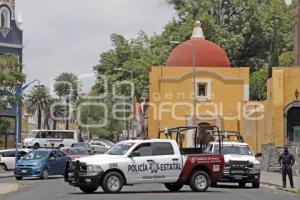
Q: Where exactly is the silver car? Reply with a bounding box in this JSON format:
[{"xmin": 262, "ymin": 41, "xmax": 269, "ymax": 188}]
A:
[{"xmin": 89, "ymin": 141, "xmax": 111, "ymax": 154}]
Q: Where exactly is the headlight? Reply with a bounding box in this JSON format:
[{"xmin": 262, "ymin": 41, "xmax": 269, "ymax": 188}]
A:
[
  {"xmin": 254, "ymin": 163, "xmax": 261, "ymax": 170},
  {"xmin": 87, "ymin": 164, "xmax": 103, "ymax": 173}
]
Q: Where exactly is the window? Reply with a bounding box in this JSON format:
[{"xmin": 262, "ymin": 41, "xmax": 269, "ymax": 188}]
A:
[
  {"xmin": 152, "ymin": 142, "xmax": 174, "ymax": 156},
  {"xmin": 6, "ymin": 151, "xmax": 15, "ymax": 157},
  {"xmin": 46, "ymin": 131, "xmax": 53, "ymax": 138},
  {"xmin": 195, "ymin": 79, "xmax": 212, "ymax": 100},
  {"xmin": 0, "ymin": 7, "xmax": 10, "ymax": 28},
  {"xmin": 132, "ymin": 143, "xmax": 152, "ymax": 156},
  {"xmin": 58, "ymin": 151, "xmax": 65, "ymax": 157},
  {"xmin": 49, "ymin": 151, "xmax": 57, "ymax": 158},
  {"xmin": 198, "ymin": 83, "xmax": 207, "ymax": 96},
  {"xmin": 65, "ymin": 132, "xmax": 74, "ymax": 139}
]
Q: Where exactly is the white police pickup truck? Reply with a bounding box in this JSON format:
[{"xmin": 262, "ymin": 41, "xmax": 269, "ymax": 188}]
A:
[
  {"xmin": 64, "ymin": 139, "xmax": 225, "ymax": 193},
  {"xmin": 205, "ymin": 141, "xmax": 261, "ymax": 188}
]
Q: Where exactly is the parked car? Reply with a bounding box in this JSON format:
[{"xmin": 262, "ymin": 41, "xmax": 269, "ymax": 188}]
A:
[
  {"xmin": 0, "ymin": 149, "xmax": 30, "ymax": 171},
  {"xmin": 61, "ymin": 147, "xmax": 90, "ymax": 160},
  {"xmin": 89, "ymin": 141, "xmax": 111, "ymax": 154},
  {"xmin": 205, "ymin": 141, "xmax": 261, "ymax": 188},
  {"xmin": 15, "ymin": 149, "xmax": 70, "ymax": 180},
  {"xmin": 64, "ymin": 139, "xmax": 224, "ymax": 193},
  {"xmin": 71, "ymin": 142, "xmax": 93, "ymax": 153}
]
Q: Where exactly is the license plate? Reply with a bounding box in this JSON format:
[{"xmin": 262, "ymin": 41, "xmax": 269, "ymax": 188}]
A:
[
  {"xmin": 21, "ymin": 170, "xmax": 27, "ymax": 173},
  {"xmin": 85, "ymin": 179, "xmax": 91, "ymax": 183}
]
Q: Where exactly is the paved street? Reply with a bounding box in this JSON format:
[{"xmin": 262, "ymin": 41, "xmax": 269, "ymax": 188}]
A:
[{"xmin": 0, "ymin": 176, "xmax": 299, "ymax": 200}]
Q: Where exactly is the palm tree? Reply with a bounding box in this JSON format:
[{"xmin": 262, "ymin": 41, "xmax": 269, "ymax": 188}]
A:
[
  {"xmin": 26, "ymin": 86, "xmax": 52, "ymax": 129},
  {"xmin": 54, "ymin": 72, "xmax": 79, "ymax": 130},
  {"xmin": 50, "ymin": 99, "xmax": 66, "ymax": 130}
]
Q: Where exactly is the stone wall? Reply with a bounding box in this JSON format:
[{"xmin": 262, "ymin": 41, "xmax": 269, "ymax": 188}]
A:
[{"xmin": 261, "ymin": 143, "xmax": 300, "ymax": 176}]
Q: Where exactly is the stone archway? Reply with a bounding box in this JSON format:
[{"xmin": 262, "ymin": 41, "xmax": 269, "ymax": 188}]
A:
[
  {"xmin": 197, "ymin": 122, "xmax": 214, "ymax": 150},
  {"xmin": 284, "ymin": 101, "xmax": 300, "ymax": 142}
]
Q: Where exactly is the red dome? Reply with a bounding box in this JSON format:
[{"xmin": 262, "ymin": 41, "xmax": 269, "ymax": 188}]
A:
[{"xmin": 166, "ymin": 38, "xmax": 231, "ymax": 67}]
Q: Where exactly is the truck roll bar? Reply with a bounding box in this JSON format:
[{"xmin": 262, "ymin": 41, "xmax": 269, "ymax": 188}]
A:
[{"xmin": 158, "ymin": 125, "xmax": 244, "ymax": 154}]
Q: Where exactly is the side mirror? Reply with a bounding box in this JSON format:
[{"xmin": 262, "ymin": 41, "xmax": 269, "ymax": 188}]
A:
[
  {"xmin": 255, "ymin": 153, "xmax": 262, "ymax": 158},
  {"xmin": 129, "ymin": 151, "xmax": 141, "ymax": 157},
  {"xmin": 49, "ymin": 157, "xmax": 56, "ymax": 161}
]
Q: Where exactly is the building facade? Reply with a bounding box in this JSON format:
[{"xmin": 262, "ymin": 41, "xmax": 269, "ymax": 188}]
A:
[
  {"xmin": 0, "ymin": 0, "xmax": 23, "ymax": 148},
  {"xmin": 148, "ymin": 21, "xmax": 250, "ymax": 148}
]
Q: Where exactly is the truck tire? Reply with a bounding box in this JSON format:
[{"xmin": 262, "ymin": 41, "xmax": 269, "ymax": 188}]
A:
[
  {"xmin": 164, "ymin": 183, "xmax": 183, "ymax": 192},
  {"xmin": 252, "ymin": 181, "xmax": 260, "ymax": 188},
  {"xmin": 79, "ymin": 186, "xmax": 98, "ymax": 193},
  {"xmin": 238, "ymin": 181, "xmax": 246, "ymax": 188},
  {"xmin": 102, "ymin": 171, "xmax": 124, "ymax": 193},
  {"xmin": 189, "ymin": 170, "xmax": 210, "ymax": 192}
]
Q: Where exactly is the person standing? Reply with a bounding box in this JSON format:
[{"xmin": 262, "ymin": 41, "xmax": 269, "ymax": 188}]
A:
[{"xmin": 278, "ymin": 146, "xmax": 295, "ymax": 188}]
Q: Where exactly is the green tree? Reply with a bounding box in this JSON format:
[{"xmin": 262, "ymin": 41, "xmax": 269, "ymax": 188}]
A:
[
  {"xmin": 0, "ymin": 117, "xmax": 11, "ymax": 147},
  {"xmin": 250, "ymin": 66, "xmax": 268, "ymax": 101},
  {"xmin": 50, "ymin": 98, "xmax": 66, "ymax": 130},
  {"xmin": 0, "ymin": 54, "xmax": 25, "ymax": 110},
  {"xmin": 26, "ymin": 86, "xmax": 52, "ymax": 129},
  {"xmin": 279, "ymin": 51, "xmax": 294, "ymax": 67},
  {"xmin": 54, "ymin": 72, "xmax": 79, "ymax": 130}
]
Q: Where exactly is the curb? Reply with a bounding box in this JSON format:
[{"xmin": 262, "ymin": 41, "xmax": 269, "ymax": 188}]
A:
[
  {"xmin": 0, "ymin": 182, "xmax": 20, "ymax": 195},
  {"xmin": 261, "ymin": 181, "xmax": 297, "ymax": 193}
]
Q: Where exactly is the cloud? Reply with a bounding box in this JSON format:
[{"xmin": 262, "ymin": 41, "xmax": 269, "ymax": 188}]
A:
[{"xmin": 15, "ymin": 0, "xmax": 175, "ymax": 92}]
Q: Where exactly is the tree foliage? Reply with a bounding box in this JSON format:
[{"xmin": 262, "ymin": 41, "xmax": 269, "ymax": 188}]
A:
[
  {"xmin": 0, "ymin": 54, "xmax": 25, "ymax": 110},
  {"xmin": 26, "ymin": 86, "xmax": 52, "ymax": 129},
  {"xmin": 90, "ymin": 0, "xmax": 296, "ymax": 136},
  {"xmin": 250, "ymin": 66, "xmax": 268, "ymax": 101}
]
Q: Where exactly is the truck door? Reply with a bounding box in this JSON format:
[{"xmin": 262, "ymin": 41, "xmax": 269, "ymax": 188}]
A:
[
  {"xmin": 151, "ymin": 142, "xmax": 182, "ymax": 183},
  {"xmin": 126, "ymin": 142, "xmax": 154, "ymax": 184}
]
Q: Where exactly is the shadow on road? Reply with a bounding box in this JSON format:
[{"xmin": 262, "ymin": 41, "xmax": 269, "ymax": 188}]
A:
[{"xmin": 69, "ymin": 190, "xmax": 224, "ymax": 195}]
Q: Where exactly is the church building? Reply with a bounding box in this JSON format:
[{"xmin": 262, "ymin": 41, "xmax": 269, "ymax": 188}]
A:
[{"xmin": 148, "ymin": 20, "xmax": 300, "ymax": 153}]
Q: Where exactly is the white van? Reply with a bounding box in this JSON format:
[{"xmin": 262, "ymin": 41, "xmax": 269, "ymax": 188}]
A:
[{"xmin": 23, "ymin": 130, "xmax": 78, "ymax": 149}]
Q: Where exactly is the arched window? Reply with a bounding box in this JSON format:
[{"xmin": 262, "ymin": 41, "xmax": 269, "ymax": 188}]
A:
[{"xmin": 0, "ymin": 7, "xmax": 10, "ymax": 28}]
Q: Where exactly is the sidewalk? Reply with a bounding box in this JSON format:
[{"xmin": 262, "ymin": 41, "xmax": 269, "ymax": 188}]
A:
[
  {"xmin": 0, "ymin": 182, "xmax": 19, "ymax": 195},
  {"xmin": 261, "ymin": 171, "xmax": 300, "ymax": 193},
  {"xmin": 0, "ymin": 171, "xmax": 13, "ymax": 178}
]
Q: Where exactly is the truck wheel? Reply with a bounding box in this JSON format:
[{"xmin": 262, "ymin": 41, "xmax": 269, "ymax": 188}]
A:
[
  {"xmin": 252, "ymin": 181, "xmax": 260, "ymax": 188},
  {"xmin": 79, "ymin": 186, "xmax": 98, "ymax": 193},
  {"xmin": 102, "ymin": 171, "xmax": 124, "ymax": 193},
  {"xmin": 40, "ymin": 169, "xmax": 49, "ymax": 180},
  {"xmin": 189, "ymin": 170, "xmax": 210, "ymax": 192},
  {"xmin": 238, "ymin": 181, "xmax": 246, "ymax": 188},
  {"xmin": 15, "ymin": 177, "xmax": 23, "ymax": 180},
  {"xmin": 164, "ymin": 183, "xmax": 183, "ymax": 192}
]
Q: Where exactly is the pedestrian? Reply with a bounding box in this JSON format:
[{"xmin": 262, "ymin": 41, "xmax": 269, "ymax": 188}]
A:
[{"xmin": 278, "ymin": 146, "xmax": 295, "ymax": 188}]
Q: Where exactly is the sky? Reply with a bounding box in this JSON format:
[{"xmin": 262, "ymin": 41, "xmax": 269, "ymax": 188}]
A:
[{"xmin": 15, "ymin": 0, "xmax": 175, "ymax": 93}]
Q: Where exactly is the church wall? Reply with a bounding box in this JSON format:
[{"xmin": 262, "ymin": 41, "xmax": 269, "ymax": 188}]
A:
[{"xmin": 148, "ymin": 66, "xmax": 249, "ymax": 147}]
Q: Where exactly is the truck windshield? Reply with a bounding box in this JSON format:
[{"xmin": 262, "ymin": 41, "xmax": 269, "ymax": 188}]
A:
[
  {"xmin": 22, "ymin": 151, "xmax": 49, "ymax": 160},
  {"xmin": 105, "ymin": 142, "xmax": 135, "ymax": 155},
  {"xmin": 214, "ymin": 145, "xmax": 253, "ymax": 156}
]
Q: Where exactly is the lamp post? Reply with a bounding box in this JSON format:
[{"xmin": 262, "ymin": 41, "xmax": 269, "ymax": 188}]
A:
[
  {"xmin": 15, "ymin": 79, "xmax": 40, "ymax": 168},
  {"xmin": 113, "ymin": 68, "xmax": 134, "ymax": 140}
]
